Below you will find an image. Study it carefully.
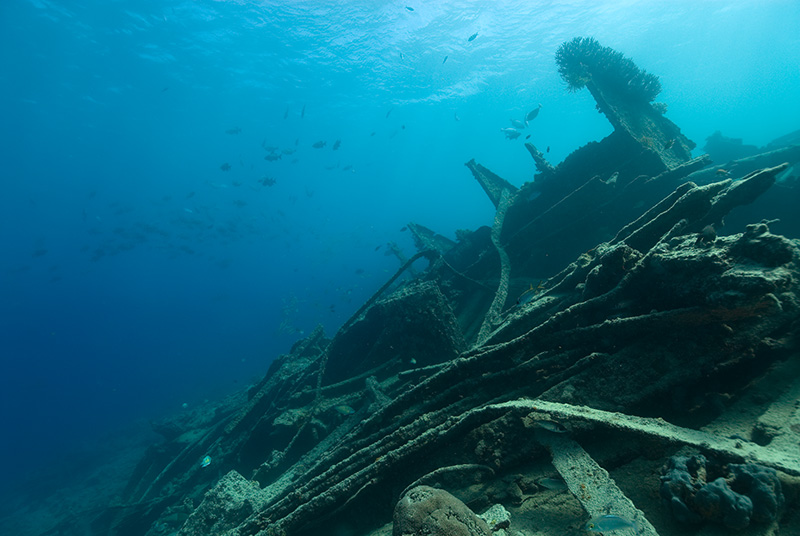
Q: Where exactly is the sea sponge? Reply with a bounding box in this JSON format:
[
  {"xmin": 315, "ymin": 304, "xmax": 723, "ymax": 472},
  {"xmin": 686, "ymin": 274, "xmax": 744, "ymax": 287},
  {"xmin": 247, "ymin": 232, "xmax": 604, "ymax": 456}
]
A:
[
  {"xmin": 659, "ymin": 454, "xmax": 705, "ymax": 524},
  {"xmin": 694, "ymin": 478, "xmax": 753, "ymax": 529},
  {"xmin": 555, "ymin": 37, "xmax": 662, "ymax": 102},
  {"xmin": 729, "ymin": 463, "xmax": 784, "ymax": 524},
  {"xmin": 660, "ymin": 454, "xmax": 784, "ymax": 529}
]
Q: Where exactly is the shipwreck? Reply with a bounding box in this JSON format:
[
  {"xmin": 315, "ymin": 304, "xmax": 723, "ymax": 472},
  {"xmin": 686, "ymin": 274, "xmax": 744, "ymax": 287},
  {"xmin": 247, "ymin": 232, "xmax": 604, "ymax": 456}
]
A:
[{"xmin": 94, "ymin": 37, "xmax": 800, "ymax": 536}]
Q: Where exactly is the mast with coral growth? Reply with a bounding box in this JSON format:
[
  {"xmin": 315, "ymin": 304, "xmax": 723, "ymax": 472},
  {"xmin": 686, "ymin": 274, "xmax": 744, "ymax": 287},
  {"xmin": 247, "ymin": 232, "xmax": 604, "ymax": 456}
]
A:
[{"xmin": 556, "ymin": 36, "xmax": 694, "ymax": 170}]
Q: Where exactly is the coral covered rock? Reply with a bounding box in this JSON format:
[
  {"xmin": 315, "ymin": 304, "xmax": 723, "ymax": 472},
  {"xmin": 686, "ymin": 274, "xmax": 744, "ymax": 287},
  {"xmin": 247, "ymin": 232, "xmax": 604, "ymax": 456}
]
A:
[
  {"xmin": 393, "ymin": 486, "xmax": 491, "ymax": 536},
  {"xmin": 179, "ymin": 471, "xmax": 266, "ymax": 536}
]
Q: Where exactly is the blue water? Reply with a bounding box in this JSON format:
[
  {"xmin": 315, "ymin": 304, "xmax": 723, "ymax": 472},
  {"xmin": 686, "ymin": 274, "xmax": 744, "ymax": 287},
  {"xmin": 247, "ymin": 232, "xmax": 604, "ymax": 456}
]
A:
[{"xmin": 1, "ymin": 0, "xmax": 798, "ymax": 498}]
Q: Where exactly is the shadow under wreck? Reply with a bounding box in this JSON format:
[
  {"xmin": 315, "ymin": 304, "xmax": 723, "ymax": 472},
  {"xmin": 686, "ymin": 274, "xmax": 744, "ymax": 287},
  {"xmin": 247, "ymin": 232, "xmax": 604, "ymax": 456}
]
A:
[{"xmin": 96, "ymin": 38, "xmax": 800, "ymax": 536}]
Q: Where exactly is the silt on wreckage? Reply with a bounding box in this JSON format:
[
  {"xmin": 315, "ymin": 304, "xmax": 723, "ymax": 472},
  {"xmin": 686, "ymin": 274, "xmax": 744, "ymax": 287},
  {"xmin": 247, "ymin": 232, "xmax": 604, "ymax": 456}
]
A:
[{"xmin": 98, "ymin": 37, "xmax": 800, "ymax": 536}]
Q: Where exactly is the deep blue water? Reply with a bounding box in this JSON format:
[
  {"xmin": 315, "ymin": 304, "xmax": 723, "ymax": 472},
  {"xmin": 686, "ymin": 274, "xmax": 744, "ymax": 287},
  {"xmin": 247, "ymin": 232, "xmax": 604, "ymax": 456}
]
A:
[{"xmin": 1, "ymin": 0, "xmax": 798, "ymax": 497}]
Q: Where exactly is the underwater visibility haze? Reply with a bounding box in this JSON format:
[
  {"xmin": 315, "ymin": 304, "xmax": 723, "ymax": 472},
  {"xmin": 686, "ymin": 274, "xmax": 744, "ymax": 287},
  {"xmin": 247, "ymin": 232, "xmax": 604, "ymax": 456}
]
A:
[{"xmin": 1, "ymin": 0, "xmax": 800, "ymax": 532}]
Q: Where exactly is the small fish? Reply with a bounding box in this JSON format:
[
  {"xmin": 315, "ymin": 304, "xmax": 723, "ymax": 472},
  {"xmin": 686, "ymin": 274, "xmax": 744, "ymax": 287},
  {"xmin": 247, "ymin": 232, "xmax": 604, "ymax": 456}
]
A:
[
  {"xmin": 454, "ymin": 112, "xmax": 460, "ymax": 121},
  {"xmin": 536, "ymin": 477, "xmax": 568, "ymax": 491},
  {"xmin": 332, "ymin": 139, "xmax": 341, "ymax": 150},
  {"xmin": 386, "ymin": 108, "xmax": 393, "ymax": 119},
  {"xmin": 200, "ymin": 455, "xmax": 212, "ymax": 468},
  {"xmin": 584, "ymin": 515, "xmax": 638, "ymax": 533},
  {"xmin": 510, "ymin": 119, "xmax": 526, "ymax": 129},
  {"xmin": 525, "ymin": 134, "xmax": 531, "ymax": 140},
  {"xmin": 468, "ymin": 32, "xmax": 478, "ymax": 42},
  {"xmin": 501, "ymin": 128, "xmax": 521, "ymax": 140},
  {"xmin": 516, "ymin": 284, "xmax": 538, "ymax": 305},
  {"xmin": 664, "ymin": 138, "xmax": 675, "ymax": 149},
  {"xmin": 374, "ymin": 245, "xmax": 381, "ymax": 251},
  {"xmin": 301, "ymin": 104, "xmax": 306, "ymax": 118},
  {"xmin": 546, "ymin": 146, "xmax": 550, "ymax": 153},
  {"xmin": 716, "ymin": 168, "xmax": 729, "ymax": 176},
  {"xmin": 219, "ymin": 163, "xmax": 231, "ymax": 171},
  {"xmin": 312, "ymin": 140, "xmax": 326, "ymax": 149},
  {"xmin": 225, "ymin": 127, "xmax": 241, "ymax": 135},
  {"xmin": 334, "ymin": 405, "xmax": 355, "ymax": 415},
  {"xmin": 400, "ymin": 226, "xmax": 407, "ymax": 232},
  {"xmin": 696, "ymin": 224, "xmax": 716, "ymax": 245},
  {"xmin": 531, "ymin": 419, "xmax": 568, "ymax": 433},
  {"xmin": 283, "ymin": 107, "xmax": 289, "ymax": 119},
  {"xmin": 264, "ymin": 153, "xmax": 282, "ymax": 161},
  {"xmin": 442, "ymin": 55, "xmax": 448, "ymax": 64},
  {"xmin": 405, "ymin": 6, "xmax": 414, "ymax": 11},
  {"xmin": 525, "ymin": 104, "xmax": 542, "ymax": 124}
]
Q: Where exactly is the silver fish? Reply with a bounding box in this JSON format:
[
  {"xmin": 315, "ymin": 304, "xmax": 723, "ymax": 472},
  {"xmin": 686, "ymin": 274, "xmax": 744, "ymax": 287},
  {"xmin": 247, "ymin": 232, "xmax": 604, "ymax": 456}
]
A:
[
  {"xmin": 531, "ymin": 419, "xmax": 567, "ymax": 433},
  {"xmin": 536, "ymin": 477, "xmax": 568, "ymax": 491},
  {"xmin": 334, "ymin": 404, "xmax": 355, "ymax": 415},
  {"xmin": 501, "ymin": 128, "xmax": 521, "ymax": 140},
  {"xmin": 525, "ymin": 104, "xmax": 542, "ymax": 124}
]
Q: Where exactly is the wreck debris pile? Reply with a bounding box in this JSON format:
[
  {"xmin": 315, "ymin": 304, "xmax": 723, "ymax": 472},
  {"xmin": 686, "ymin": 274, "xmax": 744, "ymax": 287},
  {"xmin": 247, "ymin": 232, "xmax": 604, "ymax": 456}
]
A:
[{"xmin": 88, "ymin": 38, "xmax": 800, "ymax": 536}]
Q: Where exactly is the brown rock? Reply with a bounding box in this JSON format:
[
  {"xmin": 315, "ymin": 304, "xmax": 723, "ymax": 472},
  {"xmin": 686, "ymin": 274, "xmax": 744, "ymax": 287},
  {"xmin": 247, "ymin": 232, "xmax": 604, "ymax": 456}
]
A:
[{"xmin": 393, "ymin": 486, "xmax": 492, "ymax": 536}]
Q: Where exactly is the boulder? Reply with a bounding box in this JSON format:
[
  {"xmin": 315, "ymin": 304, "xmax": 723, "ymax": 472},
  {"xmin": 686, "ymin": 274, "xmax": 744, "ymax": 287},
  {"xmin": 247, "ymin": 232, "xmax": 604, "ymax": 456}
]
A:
[{"xmin": 393, "ymin": 486, "xmax": 491, "ymax": 536}]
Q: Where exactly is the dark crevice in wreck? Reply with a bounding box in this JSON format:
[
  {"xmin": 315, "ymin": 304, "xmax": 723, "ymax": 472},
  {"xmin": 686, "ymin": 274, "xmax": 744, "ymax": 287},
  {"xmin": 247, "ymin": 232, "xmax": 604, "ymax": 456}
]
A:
[{"xmin": 93, "ymin": 37, "xmax": 800, "ymax": 536}]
